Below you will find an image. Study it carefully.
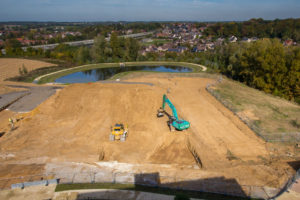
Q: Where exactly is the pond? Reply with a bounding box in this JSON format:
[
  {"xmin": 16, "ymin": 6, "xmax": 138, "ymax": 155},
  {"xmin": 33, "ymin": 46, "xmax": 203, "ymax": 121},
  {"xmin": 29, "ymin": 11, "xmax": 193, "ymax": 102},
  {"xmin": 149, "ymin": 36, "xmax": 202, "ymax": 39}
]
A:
[{"xmin": 54, "ymin": 65, "xmax": 192, "ymax": 83}]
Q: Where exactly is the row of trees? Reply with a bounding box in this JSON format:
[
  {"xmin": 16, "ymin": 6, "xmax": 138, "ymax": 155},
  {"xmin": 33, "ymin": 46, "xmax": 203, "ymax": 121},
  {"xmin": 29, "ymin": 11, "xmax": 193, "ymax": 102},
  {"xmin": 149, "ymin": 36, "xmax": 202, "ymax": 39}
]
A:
[
  {"xmin": 207, "ymin": 39, "xmax": 300, "ymax": 103},
  {"xmin": 0, "ymin": 22, "xmax": 162, "ymax": 47},
  {"xmin": 2, "ymin": 33, "xmax": 141, "ymax": 64},
  {"xmin": 1, "ymin": 33, "xmax": 299, "ymax": 103},
  {"xmin": 75, "ymin": 32, "xmax": 140, "ymax": 64},
  {"xmin": 204, "ymin": 18, "xmax": 300, "ymax": 42}
]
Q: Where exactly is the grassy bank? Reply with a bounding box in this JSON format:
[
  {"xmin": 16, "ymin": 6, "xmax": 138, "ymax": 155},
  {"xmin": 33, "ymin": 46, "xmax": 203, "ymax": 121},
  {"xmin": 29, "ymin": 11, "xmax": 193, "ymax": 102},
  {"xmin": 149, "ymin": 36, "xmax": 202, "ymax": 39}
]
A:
[
  {"xmin": 36, "ymin": 61, "xmax": 206, "ymax": 84},
  {"xmin": 55, "ymin": 183, "xmax": 249, "ymax": 200},
  {"xmin": 209, "ymin": 78, "xmax": 300, "ymax": 143},
  {"xmin": 6, "ymin": 59, "xmax": 75, "ymax": 83}
]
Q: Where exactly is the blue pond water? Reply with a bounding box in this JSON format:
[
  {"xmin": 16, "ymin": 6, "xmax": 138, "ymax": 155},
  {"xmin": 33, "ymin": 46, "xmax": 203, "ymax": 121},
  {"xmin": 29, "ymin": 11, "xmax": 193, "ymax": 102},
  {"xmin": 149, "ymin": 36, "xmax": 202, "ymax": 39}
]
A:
[{"xmin": 55, "ymin": 65, "xmax": 192, "ymax": 83}]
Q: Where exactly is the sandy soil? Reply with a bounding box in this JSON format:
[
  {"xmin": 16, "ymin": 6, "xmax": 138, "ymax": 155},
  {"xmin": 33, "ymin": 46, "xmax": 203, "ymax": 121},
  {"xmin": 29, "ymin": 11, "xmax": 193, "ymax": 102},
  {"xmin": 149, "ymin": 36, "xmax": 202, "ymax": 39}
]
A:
[
  {"xmin": 0, "ymin": 58, "xmax": 56, "ymax": 96},
  {"xmin": 0, "ymin": 84, "xmax": 26, "ymax": 95},
  {"xmin": 0, "ymin": 75, "xmax": 296, "ymax": 193},
  {"xmin": 0, "ymin": 58, "xmax": 55, "ymax": 82},
  {"xmin": 0, "ymin": 184, "xmax": 56, "ymax": 200}
]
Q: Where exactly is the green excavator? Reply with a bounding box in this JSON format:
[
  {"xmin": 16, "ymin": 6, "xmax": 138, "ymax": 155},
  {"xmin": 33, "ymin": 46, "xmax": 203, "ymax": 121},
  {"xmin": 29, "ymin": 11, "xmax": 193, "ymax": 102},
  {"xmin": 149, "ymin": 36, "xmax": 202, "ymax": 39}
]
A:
[{"xmin": 157, "ymin": 94, "xmax": 190, "ymax": 131}]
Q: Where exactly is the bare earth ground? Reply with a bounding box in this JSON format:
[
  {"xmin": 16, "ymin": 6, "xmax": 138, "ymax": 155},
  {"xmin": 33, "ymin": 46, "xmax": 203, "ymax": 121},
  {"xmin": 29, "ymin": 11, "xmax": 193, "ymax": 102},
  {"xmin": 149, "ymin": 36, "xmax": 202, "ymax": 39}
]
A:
[
  {"xmin": 0, "ymin": 58, "xmax": 56, "ymax": 96},
  {"xmin": 0, "ymin": 184, "xmax": 56, "ymax": 200},
  {"xmin": 0, "ymin": 73, "xmax": 298, "ymax": 197},
  {"xmin": 0, "ymin": 58, "xmax": 55, "ymax": 82}
]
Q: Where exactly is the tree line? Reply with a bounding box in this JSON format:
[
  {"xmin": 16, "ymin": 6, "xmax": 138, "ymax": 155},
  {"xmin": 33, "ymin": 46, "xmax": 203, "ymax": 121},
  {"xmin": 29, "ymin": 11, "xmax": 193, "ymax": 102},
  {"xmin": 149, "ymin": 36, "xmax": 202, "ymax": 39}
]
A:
[
  {"xmin": 1, "ymin": 32, "xmax": 140, "ymax": 64},
  {"xmin": 205, "ymin": 39, "xmax": 300, "ymax": 103},
  {"xmin": 1, "ymin": 33, "xmax": 299, "ymax": 104},
  {"xmin": 204, "ymin": 18, "xmax": 300, "ymax": 42}
]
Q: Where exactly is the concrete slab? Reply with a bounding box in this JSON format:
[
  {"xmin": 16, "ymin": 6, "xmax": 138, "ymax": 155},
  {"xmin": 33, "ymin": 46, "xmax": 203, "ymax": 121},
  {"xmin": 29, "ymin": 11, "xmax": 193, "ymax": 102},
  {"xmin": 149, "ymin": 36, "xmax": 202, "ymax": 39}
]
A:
[
  {"xmin": 0, "ymin": 91, "xmax": 29, "ymax": 111},
  {"xmin": 4, "ymin": 85, "xmax": 62, "ymax": 112}
]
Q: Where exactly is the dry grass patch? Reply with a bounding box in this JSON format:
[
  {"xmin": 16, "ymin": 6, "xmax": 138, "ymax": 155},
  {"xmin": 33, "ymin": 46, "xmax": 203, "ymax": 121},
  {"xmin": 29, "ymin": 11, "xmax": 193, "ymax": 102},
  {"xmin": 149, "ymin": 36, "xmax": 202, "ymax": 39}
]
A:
[
  {"xmin": 0, "ymin": 58, "xmax": 56, "ymax": 81},
  {"xmin": 213, "ymin": 79, "xmax": 300, "ymax": 142}
]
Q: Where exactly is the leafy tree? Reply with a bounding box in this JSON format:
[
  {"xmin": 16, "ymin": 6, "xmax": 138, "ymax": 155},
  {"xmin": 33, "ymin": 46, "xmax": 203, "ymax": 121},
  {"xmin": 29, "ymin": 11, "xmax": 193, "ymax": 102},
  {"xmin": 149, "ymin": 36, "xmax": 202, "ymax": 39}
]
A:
[
  {"xmin": 204, "ymin": 18, "xmax": 300, "ymax": 42},
  {"xmin": 75, "ymin": 46, "xmax": 91, "ymax": 65},
  {"xmin": 125, "ymin": 38, "xmax": 140, "ymax": 61},
  {"xmin": 91, "ymin": 35, "xmax": 106, "ymax": 63},
  {"xmin": 22, "ymin": 64, "xmax": 28, "ymax": 74},
  {"xmin": 110, "ymin": 32, "xmax": 120, "ymax": 59},
  {"xmin": 207, "ymin": 38, "xmax": 300, "ymax": 103}
]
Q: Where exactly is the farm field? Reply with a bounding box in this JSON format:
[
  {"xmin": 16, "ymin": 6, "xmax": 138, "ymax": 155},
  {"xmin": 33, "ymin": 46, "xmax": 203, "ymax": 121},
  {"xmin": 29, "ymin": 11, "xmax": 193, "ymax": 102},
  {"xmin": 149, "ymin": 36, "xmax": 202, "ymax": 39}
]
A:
[
  {"xmin": 0, "ymin": 58, "xmax": 56, "ymax": 82},
  {"xmin": 0, "ymin": 58, "xmax": 57, "ymax": 95}
]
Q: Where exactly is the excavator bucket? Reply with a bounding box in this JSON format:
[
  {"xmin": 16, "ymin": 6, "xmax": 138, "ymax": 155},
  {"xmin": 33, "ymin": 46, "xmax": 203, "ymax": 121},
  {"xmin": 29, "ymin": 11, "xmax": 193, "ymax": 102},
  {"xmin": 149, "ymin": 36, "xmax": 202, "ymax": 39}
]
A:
[{"xmin": 157, "ymin": 108, "xmax": 164, "ymax": 117}]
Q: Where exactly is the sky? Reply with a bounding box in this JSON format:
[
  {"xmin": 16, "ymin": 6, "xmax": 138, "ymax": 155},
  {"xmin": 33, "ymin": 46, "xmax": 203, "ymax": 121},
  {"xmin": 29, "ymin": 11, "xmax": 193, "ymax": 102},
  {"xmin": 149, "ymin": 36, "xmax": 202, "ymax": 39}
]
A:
[{"xmin": 0, "ymin": 0, "xmax": 299, "ymax": 22}]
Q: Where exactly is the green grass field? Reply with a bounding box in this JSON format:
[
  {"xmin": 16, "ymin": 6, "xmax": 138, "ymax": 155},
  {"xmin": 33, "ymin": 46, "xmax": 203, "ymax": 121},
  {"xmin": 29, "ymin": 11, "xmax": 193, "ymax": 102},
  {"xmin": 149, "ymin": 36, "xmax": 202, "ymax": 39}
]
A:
[{"xmin": 211, "ymin": 78, "xmax": 300, "ymax": 142}]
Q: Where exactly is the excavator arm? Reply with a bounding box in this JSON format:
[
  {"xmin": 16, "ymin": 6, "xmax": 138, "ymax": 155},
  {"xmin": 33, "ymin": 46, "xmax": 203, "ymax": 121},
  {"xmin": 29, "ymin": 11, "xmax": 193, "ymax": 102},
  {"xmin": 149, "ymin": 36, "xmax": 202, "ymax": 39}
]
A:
[
  {"xmin": 158, "ymin": 94, "xmax": 190, "ymax": 131},
  {"xmin": 162, "ymin": 94, "xmax": 179, "ymax": 120}
]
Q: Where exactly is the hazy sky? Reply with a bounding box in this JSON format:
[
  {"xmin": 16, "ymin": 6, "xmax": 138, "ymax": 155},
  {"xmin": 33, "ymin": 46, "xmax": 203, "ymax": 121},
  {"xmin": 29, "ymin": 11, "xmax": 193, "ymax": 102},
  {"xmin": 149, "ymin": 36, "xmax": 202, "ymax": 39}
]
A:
[{"xmin": 0, "ymin": 0, "xmax": 299, "ymax": 21}]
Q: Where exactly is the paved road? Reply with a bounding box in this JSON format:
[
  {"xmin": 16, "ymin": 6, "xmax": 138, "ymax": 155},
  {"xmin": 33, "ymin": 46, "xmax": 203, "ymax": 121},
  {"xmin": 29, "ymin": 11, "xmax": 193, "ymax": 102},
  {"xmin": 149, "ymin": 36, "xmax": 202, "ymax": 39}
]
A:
[
  {"xmin": 20, "ymin": 32, "xmax": 154, "ymax": 51},
  {"xmin": 0, "ymin": 91, "xmax": 30, "ymax": 111},
  {"xmin": 0, "ymin": 85, "xmax": 62, "ymax": 113}
]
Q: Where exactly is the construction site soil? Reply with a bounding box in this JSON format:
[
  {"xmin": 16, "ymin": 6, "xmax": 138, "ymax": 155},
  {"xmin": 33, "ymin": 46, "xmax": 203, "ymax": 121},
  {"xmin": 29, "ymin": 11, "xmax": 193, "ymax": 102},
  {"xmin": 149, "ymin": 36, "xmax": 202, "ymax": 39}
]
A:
[{"xmin": 0, "ymin": 74, "xmax": 297, "ymax": 193}]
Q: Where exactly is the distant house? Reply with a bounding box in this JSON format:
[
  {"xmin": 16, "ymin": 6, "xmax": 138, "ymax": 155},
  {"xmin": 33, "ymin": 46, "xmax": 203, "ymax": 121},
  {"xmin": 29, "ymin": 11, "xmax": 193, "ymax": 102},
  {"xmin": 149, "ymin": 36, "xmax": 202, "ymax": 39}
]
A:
[
  {"xmin": 199, "ymin": 27, "xmax": 207, "ymax": 32},
  {"xmin": 242, "ymin": 37, "xmax": 251, "ymax": 42},
  {"xmin": 284, "ymin": 39, "xmax": 293, "ymax": 46},
  {"xmin": 205, "ymin": 42, "xmax": 215, "ymax": 50},
  {"xmin": 251, "ymin": 37, "xmax": 258, "ymax": 42},
  {"xmin": 158, "ymin": 46, "xmax": 169, "ymax": 52},
  {"xmin": 167, "ymin": 46, "xmax": 187, "ymax": 53},
  {"xmin": 158, "ymin": 43, "xmax": 173, "ymax": 52},
  {"xmin": 192, "ymin": 46, "xmax": 206, "ymax": 53},
  {"xmin": 216, "ymin": 38, "xmax": 225, "ymax": 46},
  {"xmin": 167, "ymin": 48, "xmax": 182, "ymax": 53},
  {"xmin": 139, "ymin": 50, "xmax": 147, "ymax": 56},
  {"xmin": 229, "ymin": 36, "xmax": 237, "ymax": 43},
  {"xmin": 156, "ymin": 33, "xmax": 169, "ymax": 38},
  {"xmin": 16, "ymin": 38, "xmax": 36, "ymax": 46},
  {"xmin": 145, "ymin": 45, "xmax": 158, "ymax": 52},
  {"xmin": 126, "ymin": 29, "xmax": 133, "ymax": 34},
  {"xmin": 242, "ymin": 37, "xmax": 258, "ymax": 43}
]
